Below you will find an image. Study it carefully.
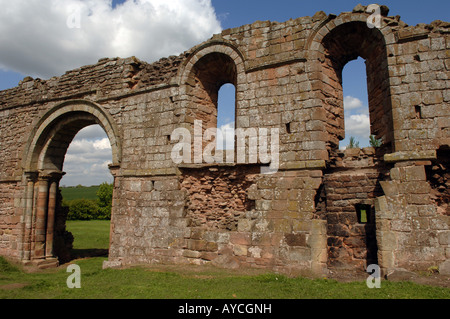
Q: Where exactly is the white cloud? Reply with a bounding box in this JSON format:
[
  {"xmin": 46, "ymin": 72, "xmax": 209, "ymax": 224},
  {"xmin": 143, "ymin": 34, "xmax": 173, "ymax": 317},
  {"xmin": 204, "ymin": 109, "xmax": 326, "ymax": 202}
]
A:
[
  {"xmin": 0, "ymin": 0, "xmax": 221, "ymax": 79},
  {"xmin": 345, "ymin": 113, "xmax": 371, "ymax": 139},
  {"xmin": 93, "ymin": 138, "xmax": 112, "ymax": 150},
  {"xmin": 73, "ymin": 125, "xmax": 107, "ymax": 140},
  {"xmin": 64, "ymin": 139, "xmax": 111, "ymax": 157},
  {"xmin": 344, "ymin": 96, "xmax": 364, "ymax": 110},
  {"xmin": 0, "ymin": 1, "xmax": 221, "ymax": 185},
  {"xmin": 61, "ymin": 125, "xmax": 113, "ymax": 186},
  {"xmin": 216, "ymin": 122, "xmax": 235, "ymax": 150}
]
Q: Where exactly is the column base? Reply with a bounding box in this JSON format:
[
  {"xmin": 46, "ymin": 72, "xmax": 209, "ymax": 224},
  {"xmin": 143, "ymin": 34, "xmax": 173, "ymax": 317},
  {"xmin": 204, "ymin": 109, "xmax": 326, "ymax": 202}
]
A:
[{"xmin": 31, "ymin": 257, "xmax": 59, "ymax": 269}]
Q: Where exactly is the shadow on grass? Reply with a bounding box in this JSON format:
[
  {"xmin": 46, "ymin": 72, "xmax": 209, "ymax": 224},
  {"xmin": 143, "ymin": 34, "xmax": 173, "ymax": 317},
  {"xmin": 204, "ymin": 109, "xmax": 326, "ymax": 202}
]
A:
[{"xmin": 70, "ymin": 249, "xmax": 108, "ymax": 260}]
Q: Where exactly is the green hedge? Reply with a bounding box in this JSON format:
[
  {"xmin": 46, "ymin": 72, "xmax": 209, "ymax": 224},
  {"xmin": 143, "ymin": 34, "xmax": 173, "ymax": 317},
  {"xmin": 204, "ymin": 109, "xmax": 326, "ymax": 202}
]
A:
[
  {"xmin": 64, "ymin": 199, "xmax": 99, "ymax": 220},
  {"xmin": 62, "ymin": 182, "xmax": 113, "ymax": 220}
]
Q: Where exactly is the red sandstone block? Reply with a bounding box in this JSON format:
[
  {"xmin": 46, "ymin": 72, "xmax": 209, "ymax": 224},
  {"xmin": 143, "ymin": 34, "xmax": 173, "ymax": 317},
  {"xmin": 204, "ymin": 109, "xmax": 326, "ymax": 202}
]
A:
[
  {"xmin": 230, "ymin": 233, "xmax": 251, "ymax": 245},
  {"xmin": 404, "ymin": 166, "xmax": 426, "ymax": 181},
  {"xmin": 251, "ymin": 233, "xmax": 274, "ymax": 246},
  {"xmin": 200, "ymin": 252, "xmax": 218, "ymax": 261}
]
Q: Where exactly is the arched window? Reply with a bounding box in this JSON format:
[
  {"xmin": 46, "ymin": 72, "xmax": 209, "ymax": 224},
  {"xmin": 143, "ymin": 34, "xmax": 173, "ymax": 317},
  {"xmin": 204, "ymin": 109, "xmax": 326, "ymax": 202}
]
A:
[
  {"xmin": 187, "ymin": 52, "xmax": 237, "ymax": 164},
  {"xmin": 341, "ymin": 57, "xmax": 371, "ymax": 149},
  {"xmin": 216, "ymin": 83, "xmax": 236, "ymax": 152},
  {"xmin": 320, "ymin": 21, "xmax": 393, "ymax": 154}
]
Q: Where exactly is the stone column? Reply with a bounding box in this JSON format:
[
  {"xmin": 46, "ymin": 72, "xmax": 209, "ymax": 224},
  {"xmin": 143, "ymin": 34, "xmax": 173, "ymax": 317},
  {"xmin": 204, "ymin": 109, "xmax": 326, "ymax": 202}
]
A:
[
  {"xmin": 34, "ymin": 175, "xmax": 50, "ymax": 259},
  {"xmin": 22, "ymin": 172, "xmax": 38, "ymax": 261},
  {"xmin": 45, "ymin": 178, "xmax": 58, "ymax": 258}
]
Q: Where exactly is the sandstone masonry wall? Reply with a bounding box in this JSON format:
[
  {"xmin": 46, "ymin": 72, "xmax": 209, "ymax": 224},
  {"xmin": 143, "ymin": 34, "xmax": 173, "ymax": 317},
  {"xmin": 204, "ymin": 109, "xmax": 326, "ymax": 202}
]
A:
[{"xmin": 0, "ymin": 5, "xmax": 448, "ymax": 274}]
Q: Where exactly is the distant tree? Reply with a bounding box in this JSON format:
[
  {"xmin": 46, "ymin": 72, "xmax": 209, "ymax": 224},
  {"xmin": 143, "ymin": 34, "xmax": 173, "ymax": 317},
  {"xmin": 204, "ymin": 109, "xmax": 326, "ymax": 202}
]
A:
[
  {"xmin": 65, "ymin": 199, "xmax": 98, "ymax": 220},
  {"xmin": 347, "ymin": 136, "xmax": 360, "ymax": 149},
  {"xmin": 369, "ymin": 135, "xmax": 382, "ymax": 148},
  {"xmin": 97, "ymin": 182, "xmax": 113, "ymax": 220}
]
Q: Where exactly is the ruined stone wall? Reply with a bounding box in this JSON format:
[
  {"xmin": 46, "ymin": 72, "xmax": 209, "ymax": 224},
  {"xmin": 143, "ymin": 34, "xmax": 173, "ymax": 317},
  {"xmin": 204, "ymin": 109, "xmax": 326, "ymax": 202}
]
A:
[
  {"xmin": 0, "ymin": 5, "xmax": 448, "ymax": 274},
  {"xmin": 390, "ymin": 23, "xmax": 450, "ymax": 152},
  {"xmin": 0, "ymin": 55, "xmax": 183, "ymax": 262},
  {"xmin": 0, "ymin": 182, "xmax": 21, "ymax": 258},
  {"xmin": 318, "ymin": 147, "xmax": 388, "ymax": 270},
  {"xmin": 376, "ymin": 164, "xmax": 449, "ymax": 271}
]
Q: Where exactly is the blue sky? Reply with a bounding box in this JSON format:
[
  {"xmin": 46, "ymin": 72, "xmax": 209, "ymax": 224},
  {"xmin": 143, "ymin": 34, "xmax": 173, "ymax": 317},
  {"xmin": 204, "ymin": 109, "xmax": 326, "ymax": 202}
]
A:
[{"xmin": 0, "ymin": 0, "xmax": 448, "ymax": 185}]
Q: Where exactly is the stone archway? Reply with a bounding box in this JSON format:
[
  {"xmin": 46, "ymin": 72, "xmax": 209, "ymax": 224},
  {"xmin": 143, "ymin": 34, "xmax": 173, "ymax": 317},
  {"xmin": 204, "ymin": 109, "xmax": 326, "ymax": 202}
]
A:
[
  {"xmin": 178, "ymin": 41, "xmax": 246, "ymax": 158},
  {"xmin": 309, "ymin": 19, "xmax": 394, "ymax": 154},
  {"xmin": 20, "ymin": 100, "xmax": 121, "ymax": 266},
  {"xmin": 308, "ymin": 17, "xmax": 394, "ymax": 271}
]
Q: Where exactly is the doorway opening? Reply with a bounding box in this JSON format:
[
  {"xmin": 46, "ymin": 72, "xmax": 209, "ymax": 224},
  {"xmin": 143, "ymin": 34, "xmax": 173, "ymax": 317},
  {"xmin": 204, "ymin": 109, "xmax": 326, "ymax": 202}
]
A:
[
  {"xmin": 22, "ymin": 101, "xmax": 120, "ymax": 265},
  {"xmin": 60, "ymin": 124, "xmax": 113, "ymax": 262}
]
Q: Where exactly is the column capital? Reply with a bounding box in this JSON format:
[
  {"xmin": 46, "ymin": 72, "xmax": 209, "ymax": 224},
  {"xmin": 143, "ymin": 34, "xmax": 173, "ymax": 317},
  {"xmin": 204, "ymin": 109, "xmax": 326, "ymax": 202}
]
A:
[
  {"xmin": 38, "ymin": 170, "xmax": 66, "ymax": 182},
  {"xmin": 24, "ymin": 171, "xmax": 39, "ymax": 182},
  {"xmin": 108, "ymin": 164, "xmax": 121, "ymax": 177}
]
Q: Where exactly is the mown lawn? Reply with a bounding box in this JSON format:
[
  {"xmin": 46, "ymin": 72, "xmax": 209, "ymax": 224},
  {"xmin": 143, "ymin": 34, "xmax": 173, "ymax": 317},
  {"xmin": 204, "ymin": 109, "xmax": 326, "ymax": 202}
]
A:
[
  {"xmin": 60, "ymin": 185, "xmax": 100, "ymax": 201},
  {"xmin": 67, "ymin": 220, "xmax": 111, "ymax": 251},
  {"xmin": 0, "ymin": 220, "xmax": 449, "ymax": 299}
]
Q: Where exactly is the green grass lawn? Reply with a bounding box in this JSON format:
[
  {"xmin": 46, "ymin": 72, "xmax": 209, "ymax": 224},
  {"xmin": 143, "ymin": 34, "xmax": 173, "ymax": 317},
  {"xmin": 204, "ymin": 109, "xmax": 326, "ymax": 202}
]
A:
[
  {"xmin": 67, "ymin": 220, "xmax": 111, "ymax": 250},
  {"xmin": 60, "ymin": 185, "xmax": 100, "ymax": 201},
  {"xmin": 0, "ymin": 220, "xmax": 449, "ymax": 299}
]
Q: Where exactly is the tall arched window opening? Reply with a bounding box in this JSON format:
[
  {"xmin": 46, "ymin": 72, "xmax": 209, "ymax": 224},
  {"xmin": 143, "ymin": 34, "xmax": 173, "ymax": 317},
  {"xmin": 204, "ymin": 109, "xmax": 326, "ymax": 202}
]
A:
[
  {"xmin": 216, "ymin": 83, "xmax": 236, "ymax": 152},
  {"xmin": 320, "ymin": 21, "xmax": 393, "ymax": 154},
  {"xmin": 341, "ymin": 57, "xmax": 371, "ymax": 150},
  {"xmin": 188, "ymin": 52, "xmax": 237, "ymax": 164}
]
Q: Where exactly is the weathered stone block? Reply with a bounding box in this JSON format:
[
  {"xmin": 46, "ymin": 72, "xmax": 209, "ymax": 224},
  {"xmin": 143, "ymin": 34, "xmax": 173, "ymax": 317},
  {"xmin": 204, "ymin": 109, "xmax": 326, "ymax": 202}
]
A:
[
  {"xmin": 285, "ymin": 233, "xmax": 307, "ymax": 246},
  {"xmin": 237, "ymin": 219, "xmax": 254, "ymax": 232},
  {"xmin": 439, "ymin": 260, "xmax": 450, "ymax": 276},
  {"xmin": 380, "ymin": 182, "xmax": 400, "ymax": 200},
  {"xmin": 282, "ymin": 247, "xmax": 311, "ymax": 262},
  {"xmin": 271, "ymin": 219, "xmax": 292, "ymax": 233},
  {"xmin": 404, "ymin": 166, "xmax": 426, "ymax": 181},
  {"xmin": 230, "ymin": 233, "xmax": 251, "ymax": 246},
  {"xmin": 406, "ymin": 193, "xmax": 430, "ymax": 205},
  {"xmin": 377, "ymin": 231, "xmax": 397, "ymax": 251},
  {"xmin": 430, "ymin": 216, "xmax": 450, "ymax": 230},
  {"xmin": 391, "ymin": 220, "xmax": 412, "ymax": 232},
  {"xmin": 291, "ymin": 220, "xmax": 311, "ymax": 232},
  {"xmin": 400, "ymin": 181, "xmax": 430, "ymax": 194},
  {"xmin": 438, "ymin": 231, "xmax": 450, "ymax": 245},
  {"xmin": 233, "ymin": 244, "xmax": 248, "ymax": 256}
]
